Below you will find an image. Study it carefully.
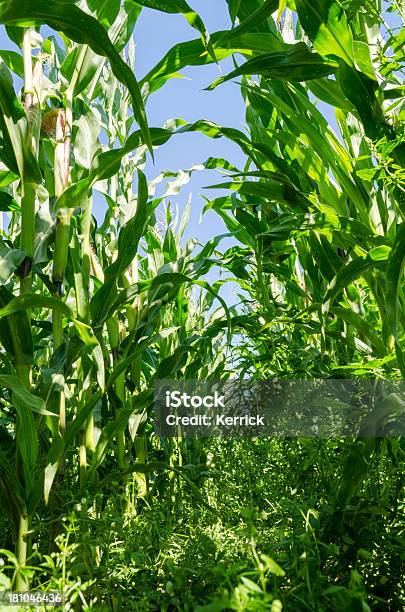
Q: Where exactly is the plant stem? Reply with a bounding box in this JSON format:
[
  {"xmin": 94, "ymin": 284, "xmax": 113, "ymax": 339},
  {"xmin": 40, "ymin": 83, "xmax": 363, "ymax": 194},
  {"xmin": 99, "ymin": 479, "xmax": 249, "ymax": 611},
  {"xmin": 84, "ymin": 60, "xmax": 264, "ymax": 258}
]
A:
[
  {"xmin": 256, "ymin": 241, "xmax": 273, "ymax": 321},
  {"xmin": 53, "ymin": 96, "xmax": 72, "ymax": 292},
  {"xmin": 53, "ymin": 212, "xmax": 71, "ymax": 292},
  {"xmin": 81, "ymin": 196, "xmax": 93, "ymax": 302},
  {"xmin": 20, "ymin": 28, "xmax": 37, "ymax": 293},
  {"xmin": 22, "ymin": 29, "xmax": 33, "ymax": 110},
  {"xmin": 14, "ymin": 29, "xmax": 39, "ymax": 590},
  {"xmin": 75, "ymin": 196, "xmax": 95, "ymax": 477},
  {"xmin": 52, "ymin": 95, "xmax": 72, "ymax": 452},
  {"xmin": 15, "ymin": 511, "xmax": 29, "ymax": 591},
  {"xmin": 20, "ymin": 183, "xmax": 36, "ymax": 294},
  {"xmin": 107, "ymin": 317, "xmax": 128, "ymax": 469}
]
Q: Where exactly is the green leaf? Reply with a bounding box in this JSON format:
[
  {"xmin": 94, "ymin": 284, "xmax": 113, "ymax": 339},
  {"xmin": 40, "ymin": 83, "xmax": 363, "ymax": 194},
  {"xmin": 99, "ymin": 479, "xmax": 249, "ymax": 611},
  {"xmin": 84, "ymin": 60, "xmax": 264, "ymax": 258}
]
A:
[
  {"xmin": 0, "ymin": 242, "xmax": 25, "ymax": 284},
  {"xmin": 207, "ymin": 43, "xmax": 337, "ymax": 88},
  {"xmin": 243, "ymin": 84, "xmax": 368, "ymax": 215},
  {"xmin": 0, "ymin": 112, "xmax": 19, "ymax": 176},
  {"xmin": 0, "ymin": 293, "xmax": 71, "ymax": 321},
  {"xmin": 109, "ymin": 2, "xmax": 142, "ymax": 51},
  {"xmin": 85, "ymin": 0, "xmax": 121, "ymax": 29},
  {"xmin": 227, "ymin": 0, "xmax": 242, "ymax": 24},
  {"xmin": 134, "ymin": 0, "xmax": 216, "ymax": 61},
  {"xmin": 383, "ymin": 223, "xmax": 405, "ymax": 363},
  {"xmin": 240, "ymin": 577, "xmax": 262, "ymax": 593},
  {"xmin": 353, "ymin": 40, "xmax": 377, "ymax": 81},
  {"xmin": 0, "ymin": 286, "xmax": 33, "ymax": 367},
  {"xmin": 64, "ymin": 390, "xmax": 102, "ymax": 451},
  {"xmin": 355, "ymin": 168, "xmax": 376, "ymax": 182},
  {"xmin": 295, "ymin": 0, "xmax": 354, "ymax": 65},
  {"xmin": 205, "ymin": 178, "xmax": 311, "ymax": 209},
  {"xmin": 61, "ymin": 1, "xmax": 142, "ymax": 96},
  {"xmin": 307, "ymin": 77, "xmax": 354, "ymax": 111},
  {"xmin": 0, "ymin": 59, "xmax": 41, "ymax": 182},
  {"xmin": 336, "ymin": 439, "xmax": 375, "ymax": 507},
  {"xmin": 54, "ymin": 127, "xmax": 176, "ymax": 211},
  {"xmin": 0, "ymin": 49, "xmax": 24, "ymax": 76},
  {"xmin": 0, "ymin": 376, "xmax": 51, "ymax": 499},
  {"xmin": 260, "ymin": 554, "xmax": 286, "ymax": 577},
  {"xmin": 16, "ymin": 409, "xmax": 37, "ymax": 498},
  {"xmin": 0, "ymin": 375, "xmax": 57, "ymax": 417},
  {"xmin": 44, "ymin": 431, "xmax": 64, "ymax": 505},
  {"xmin": 359, "ymin": 393, "xmax": 405, "ymax": 437},
  {"xmin": 323, "ymin": 246, "xmax": 390, "ymax": 307},
  {"xmin": 0, "ymin": 447, "xmax": 26, "ymax": 521},
  {"xmin": 0, "ymin": 191, "xmax": 20, "ymax": 212},
  {"xmin": 72, "ymin": 105, "xmax": 102, "ymax": 169},
  {"xmin": 231, "ymin": 0, "xmax": 277, "ymax": 32},
  {"xmin": 0, "ymin": 169, "xmax": 19, "ymax": 188},
  {"xmin": 216, "ymin": 0, "xmax": 279, "ymax": 44},
  {"xmin": 338, "ymin": 62, "xmax": 386, "ymax": 140},
  {"xmin": 106, "ymin": 328, "xmax": 180, "ymax": 390},
  {"xmin": 141, "ymin": 30, "xmax": 285, "ymax": 95},
  {"xmin": 329, "ymin": 307, "xmax": 386, "ymax": 357},
  {"xmin": 73, "ymin": 320, "xmax": 105, "ymax": 390},
  {"xmin": 84, "ymin": 391, "xmax": 151, "ymax": 483},
  {"xmin": 86, "ymin": 0, "xmax": 142, "ymax": 51},
  {"xmin": 61, "ymin": 45, "xmax": 101, "ymax": 97},
  {"xmin": 59, "ymin": 119, "xmax": 250, "ymax": 214},
  {"xmin": 0, "ymin": 0, "xmax": 151, "ymax": 153}
]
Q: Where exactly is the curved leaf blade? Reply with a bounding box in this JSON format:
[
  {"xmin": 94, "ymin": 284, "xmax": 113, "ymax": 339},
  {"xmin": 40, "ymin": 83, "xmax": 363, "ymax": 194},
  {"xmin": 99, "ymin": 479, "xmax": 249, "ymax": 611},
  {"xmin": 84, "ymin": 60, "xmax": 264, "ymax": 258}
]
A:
[
  {"xmin": 207, "ymin": 44, "xmax": 337, "ymax": 89},
  {"xmin": 135, "ymin": 0, "xmax": 215, "ymax": 60},
  {"xmin": 383, "ymin": 223, "xmax": 405, "ymax": 366}
]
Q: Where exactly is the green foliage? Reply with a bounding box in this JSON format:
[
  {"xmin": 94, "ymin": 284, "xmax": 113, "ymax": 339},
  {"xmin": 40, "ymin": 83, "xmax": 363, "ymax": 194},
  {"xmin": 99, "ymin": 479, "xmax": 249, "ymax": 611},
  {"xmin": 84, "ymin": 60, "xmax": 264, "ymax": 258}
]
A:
[{"xmin": 0, "ymin": 0, "xmax": 404, "ymax": 608}]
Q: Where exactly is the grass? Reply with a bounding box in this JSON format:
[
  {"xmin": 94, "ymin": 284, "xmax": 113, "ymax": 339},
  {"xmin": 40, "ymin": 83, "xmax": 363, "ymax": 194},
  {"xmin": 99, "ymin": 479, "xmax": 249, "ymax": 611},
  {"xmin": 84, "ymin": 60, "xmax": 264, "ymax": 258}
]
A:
[{"xmin": 0, "ymin": 437, "xmax": 403, "ymax": 610}]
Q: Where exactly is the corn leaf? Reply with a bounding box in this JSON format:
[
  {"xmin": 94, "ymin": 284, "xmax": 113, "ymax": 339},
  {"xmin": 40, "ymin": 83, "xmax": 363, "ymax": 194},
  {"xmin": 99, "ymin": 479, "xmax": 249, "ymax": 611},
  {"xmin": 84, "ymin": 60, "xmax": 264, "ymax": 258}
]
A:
[
  {"xmin": 323, "ymin": 246, "xmax": 390, "ymax": 308},
  {"xmin": 0, "ymin": 243, "xmax": 25, "ymax": 284},
  {"xmin": 207, "ymin": 44, "xmax": 337, "ymax": 89},
  {"xmin": 0, "ymin": 59, "xmax": 41, "ymax": 183},
  {"xmin": 383, "ymin": 223, "xmax": 405, "ymax": 365},
  {"xmin": 0, "ymin": 286, "xmax": 33, "ymax": 367},
  {"xmin": 0, "ymin": 447, "xmax": 26, "ymax": 521},
  {"xmin": 134, "ymin": 0, "xmax": 215, "ymax": 61},
  {"xmin": 0, "ymin": 293, "xmax": 71, "ymax": 320},
  {"xmin": 216, "ymin": 0, "xmax": 279, "ymax": 44},
  {"xmin": 0, "ymin": 375, "xmax": 57, "ymax": 417},
  {"xmin": 141, "ymin": 31, "xmax": 286, "ymax": 95},
  {"xmin": 295, "ymin": 0, "xmax": 354, "ymax": 66}
]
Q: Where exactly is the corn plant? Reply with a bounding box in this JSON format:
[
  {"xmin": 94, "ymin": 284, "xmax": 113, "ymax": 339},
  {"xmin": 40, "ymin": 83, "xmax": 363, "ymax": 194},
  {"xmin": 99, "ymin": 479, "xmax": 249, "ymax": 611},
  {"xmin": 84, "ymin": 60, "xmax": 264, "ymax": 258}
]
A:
[
  {"xmin": 187, "ymin": 1, "xmax": 405, "ymax": 374},
  {"xmin": 0, "ymin": 0, "xmax": 235, "ymax": 590},
  {"xmin": 200, "ymin": 0, "xmax": 405, "ymax": 524}
]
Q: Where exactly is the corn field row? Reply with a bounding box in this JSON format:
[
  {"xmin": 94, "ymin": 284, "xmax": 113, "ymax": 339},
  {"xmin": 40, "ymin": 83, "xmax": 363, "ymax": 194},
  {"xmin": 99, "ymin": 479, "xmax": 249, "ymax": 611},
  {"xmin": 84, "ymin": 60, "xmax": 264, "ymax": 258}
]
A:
[{"xmin": 0, "ymin": 1, "xmax": 404, "ymax": 610}]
